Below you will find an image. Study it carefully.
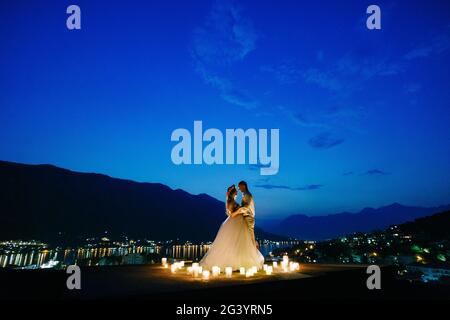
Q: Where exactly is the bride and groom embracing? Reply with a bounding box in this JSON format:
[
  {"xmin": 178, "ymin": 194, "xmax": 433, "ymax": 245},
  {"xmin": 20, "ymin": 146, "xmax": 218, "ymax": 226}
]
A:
[{"xmin": 200, "ymin": 181, "xmax": 264, "ymax": 271}]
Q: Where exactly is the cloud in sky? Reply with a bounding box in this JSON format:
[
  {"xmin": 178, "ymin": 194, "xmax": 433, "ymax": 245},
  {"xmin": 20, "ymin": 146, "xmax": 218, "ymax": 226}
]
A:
[
  {"xmin": 365, "ymin": 169, "xmax": 390, "ymax": 176},
  {"xmin": 277, "ymin": 106, "xmax": 328, "ymax": 129},
  {"xmin": 266, "ymin": 54, "xmax": 397, "ymax": 135},
  {"xmin": 191, "ymin": 0, "xmax": 257, "ymax": 65},
  {"xmin": 308, "ymin": 132, "xmax": 345, "ymax": 149},
  {"xmin": 191, "ymin": 0, "xmax": 258, "ymax": 109},
  {"xmin": 255, "ymin": 184, "xmax": 323, "ymax": 191},
  {"xmin": 336, "ymin": 54, "xmax": 404, "ymax": 79},
  {"xmin": 260, "ymin": 62, "xmax": 300, "ymax": 84},
  {"xmin": 303, "ymin": 68, "xmax": 343, "ymax": 93},
  {"xmin": 221, "ymin": 87, "xmax": 257, "ymax": 109},
  {"xmin": 404, "ymin": 33, "xmax": 450, "ymax": 60}
]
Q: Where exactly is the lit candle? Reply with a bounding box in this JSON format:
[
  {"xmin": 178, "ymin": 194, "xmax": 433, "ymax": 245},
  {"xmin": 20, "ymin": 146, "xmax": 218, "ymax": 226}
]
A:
[
  {"xmin": 289, "ymin": 261, "xmax": 295, "ymax": 271},
  {"xmin": 180, "ymin": 261, "xmax": 185, "ymax": 268},
  {"xmin": 202, "ymin": 270, "xmax": 210, "ymax": 280},
  {"xmin": 225, "ymin": 267, "xmax": 232, "ymax": 278},
  {"xmin": 283, "ymin": 255, "xmax": 289, "ymax": 265},
  {"xmin": 252, "ymin": 266, "xmax": 257, "ymax": 274},
  {"xmin": 187, "ymin": 266, "xmax": 193, "ymax": 274},
  {"xmin": 163, "ymin": 263, "xmax": 168, "ymax": 269},
  {"xmin": 245, "ymin": 270, "xmax": 252, "ymax": 277},
  {"xmin": 273, "ymin": 261, "xmax": 278, "ymax": 268},
  {"xmin": 171, "ymin": 264, "xmax": 177, "ymax": 273},
  {"xmin": 192, "ymin": 263, "xmax": 199, "ymax": 276},
  {"xmin": 263, "ymin": 264, "xmax": 268, "ymax": 271},
  {"xmin": 212, "ymin": 266, "xmax": 220, "ymax": 276},
  {"xmin": 240, "ymin": 267, "xmax": 245, "ymax": 275},
  {"xmin": 266, "ymin": 266, "xmax": 273, "ymax": 275},
  {"xmin": 161, "ymin": 257, "xmax": 167, "ymax": 265}
]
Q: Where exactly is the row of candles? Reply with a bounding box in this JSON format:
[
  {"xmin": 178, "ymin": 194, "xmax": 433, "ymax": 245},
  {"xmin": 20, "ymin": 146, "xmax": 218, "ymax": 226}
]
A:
[{"xmin": 161, "ymin": 255, "xmax": 300, "ymax": 280}]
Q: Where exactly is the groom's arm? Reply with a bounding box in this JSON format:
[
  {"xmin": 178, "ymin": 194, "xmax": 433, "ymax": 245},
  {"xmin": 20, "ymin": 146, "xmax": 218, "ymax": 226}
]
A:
[{"xmin": 230, "ymin": 206, "xmax": 247, "ymax": 218}]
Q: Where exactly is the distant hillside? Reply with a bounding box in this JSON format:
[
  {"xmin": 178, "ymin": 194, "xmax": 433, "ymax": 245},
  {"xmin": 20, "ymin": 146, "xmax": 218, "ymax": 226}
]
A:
[
  {"xmin": 397, "ymin": 210, "xmax": 450, "ymax": 241},
  {"xmin": 269, "ymin": 203, "xmax": 450, "ymax": 240},
  {"xmin": 0, "ymin": 160, "xmax": 284, "ymax": 244}
]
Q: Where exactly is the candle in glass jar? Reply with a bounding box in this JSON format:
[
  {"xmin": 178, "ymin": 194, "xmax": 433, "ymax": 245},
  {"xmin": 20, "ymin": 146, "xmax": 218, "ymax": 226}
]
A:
[
  {"xmin": 273, "ymin": 261, "xmax": 278, "ymax": 268},
  {"xmin": 240, "ymin": 267, "xmax": 245, "ymax": 275},
  {"xmin": 289, "ymin": 261, "xmax": 295, "ymax": 271},
  {"xmin": 266, "ymin": 266, "xmax": 273, "ymax": 275},
  {"xmin": 161, "ymin": 257, "xmax": 167, "ymax": 265},
  {"xmin": 202, "ymin": 270, "xmax": 210, "ymax": 280},
  {"xmin": 225, "ymin": 267, "xmax": 232, "ymax": 278},
  {"xmin": 212, "ymin": 266, "xmax": 220, "ymax": 276}
]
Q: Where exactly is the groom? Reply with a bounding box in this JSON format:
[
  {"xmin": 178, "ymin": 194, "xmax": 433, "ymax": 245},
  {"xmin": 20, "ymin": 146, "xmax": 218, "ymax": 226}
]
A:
[{"xmin": 237, "ymin": 180, "xmax": 257, "ymax": 247}]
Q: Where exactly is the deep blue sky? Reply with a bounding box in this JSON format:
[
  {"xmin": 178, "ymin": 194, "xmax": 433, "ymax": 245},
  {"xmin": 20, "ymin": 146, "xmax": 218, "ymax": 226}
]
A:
[{"xmin": 1, "ymin": 0, "xmax": 449, "ymax": 218}]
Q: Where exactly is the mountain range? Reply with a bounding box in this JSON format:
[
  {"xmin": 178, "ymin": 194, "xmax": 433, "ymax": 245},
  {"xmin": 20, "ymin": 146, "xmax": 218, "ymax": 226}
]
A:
[
  {"xmin": 0, "ymin": 160, "xmax": 282, "ymax": 244},
  {"xmin": 1, "ymin": 160, "xmax": 448, "ymax": 243},
  {"xmin": 263, "ymin": 203, "xmax": 450, "ymax": 240}
]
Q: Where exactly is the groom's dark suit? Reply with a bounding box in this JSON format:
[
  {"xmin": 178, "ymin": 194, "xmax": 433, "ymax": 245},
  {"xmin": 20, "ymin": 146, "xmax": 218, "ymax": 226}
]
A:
[{"xmin": 241, "ymin": 192, "xmax": 256, "ymax": 246}]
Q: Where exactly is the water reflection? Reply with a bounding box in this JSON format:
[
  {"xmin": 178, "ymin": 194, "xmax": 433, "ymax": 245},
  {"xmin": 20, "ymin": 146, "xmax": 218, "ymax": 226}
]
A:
[{"xmin": 0, "ymin": 241, "xmax": 299, "ymax": 268}]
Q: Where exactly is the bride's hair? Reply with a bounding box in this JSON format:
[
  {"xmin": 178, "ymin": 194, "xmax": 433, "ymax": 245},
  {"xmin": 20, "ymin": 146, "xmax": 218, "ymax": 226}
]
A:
[{"xmin": 227, "ymin": 185, "xmax": 237, "ymax": 201}]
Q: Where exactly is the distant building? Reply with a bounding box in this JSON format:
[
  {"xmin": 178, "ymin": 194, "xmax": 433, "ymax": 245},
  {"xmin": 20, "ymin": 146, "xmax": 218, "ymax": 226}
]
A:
[
  {"xmin": 407, "ymin": 264, "xmax": 450, "ymax": 282},
  {"xmin": 122, "ymin": 253, "xmax": 145, "ymax": 265}
]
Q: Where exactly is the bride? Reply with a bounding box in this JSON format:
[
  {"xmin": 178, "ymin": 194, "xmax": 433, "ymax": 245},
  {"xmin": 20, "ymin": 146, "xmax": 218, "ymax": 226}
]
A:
[{"xmin": 199, "ymin": 184, "xmax": 264, "ymax": 271}]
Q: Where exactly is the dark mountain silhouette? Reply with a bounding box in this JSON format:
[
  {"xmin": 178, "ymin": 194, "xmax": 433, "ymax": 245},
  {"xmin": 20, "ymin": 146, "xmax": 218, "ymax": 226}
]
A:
[
  {"xmin": 269, "ymin": 203, "xmax": 450, "ymax": 240},
  {"xmin": 397, "ymin": 210, "xmax": 450, "ymax": 242},
  {"xmin": 0, "ymin": 160, "xmax": 283, "ymax": 244}
]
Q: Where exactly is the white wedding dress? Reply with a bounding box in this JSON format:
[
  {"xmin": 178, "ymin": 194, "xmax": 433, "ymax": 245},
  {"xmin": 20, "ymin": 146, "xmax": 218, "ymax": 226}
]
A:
[{"xmin": 199, "ymin": 194, "xmax": 264, "ymax": 271}]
